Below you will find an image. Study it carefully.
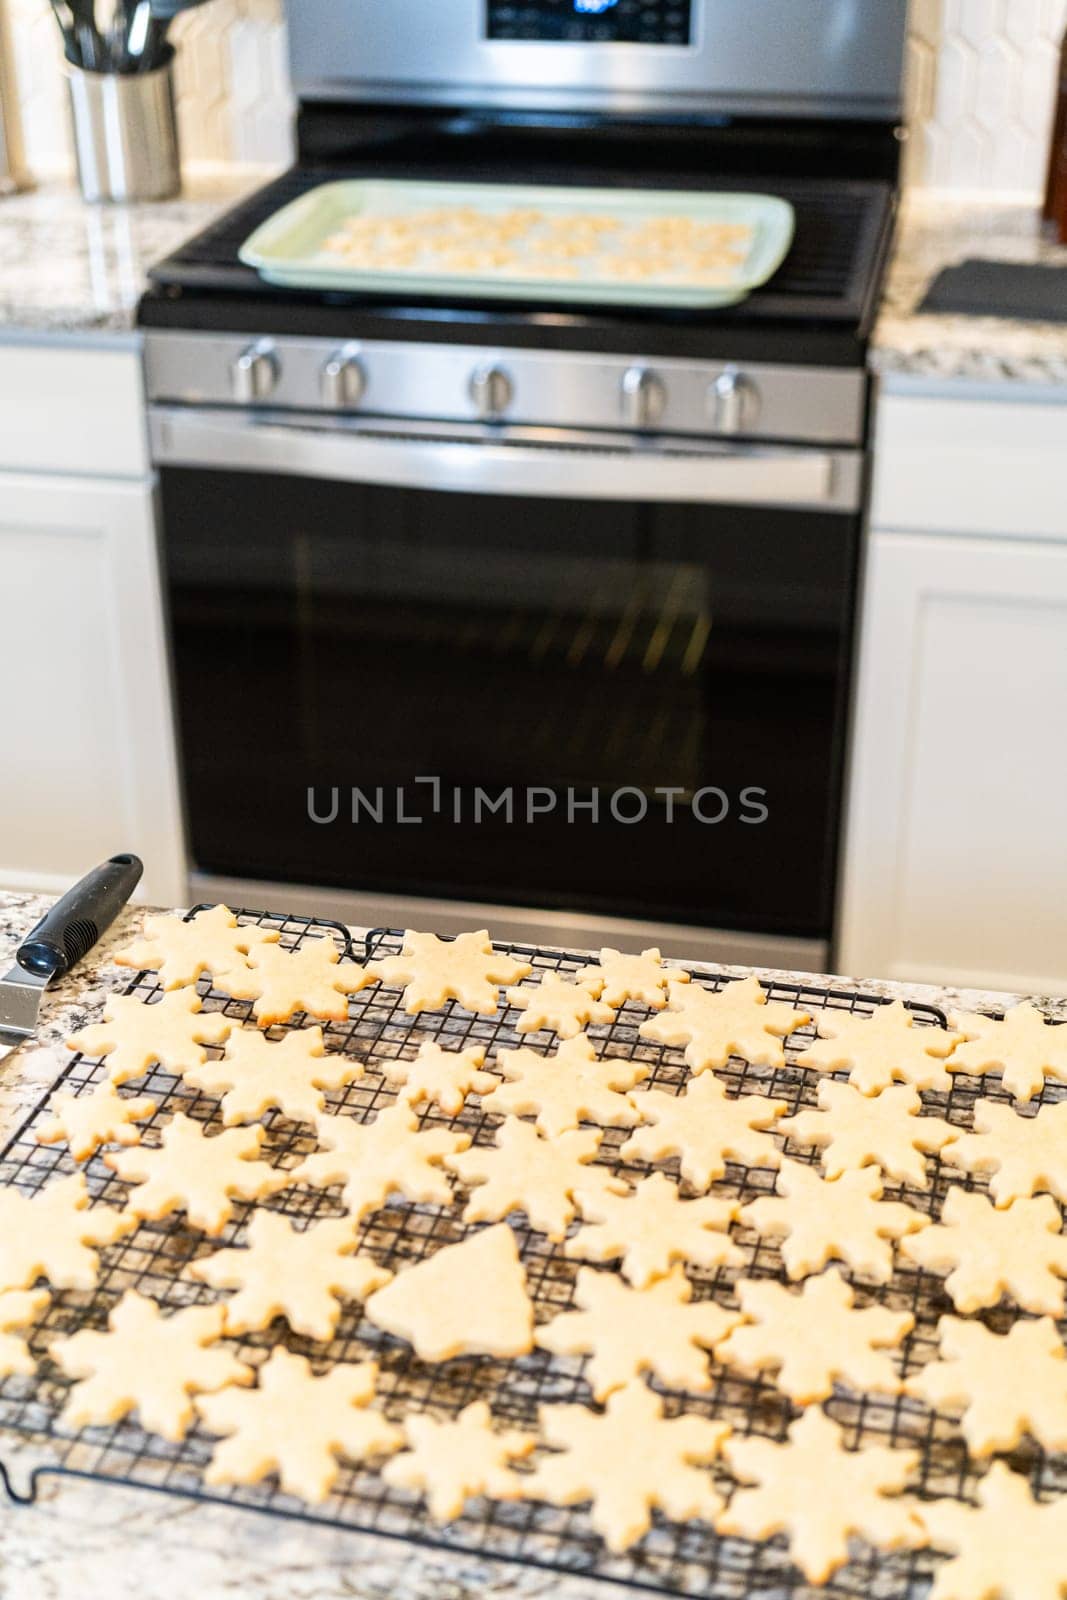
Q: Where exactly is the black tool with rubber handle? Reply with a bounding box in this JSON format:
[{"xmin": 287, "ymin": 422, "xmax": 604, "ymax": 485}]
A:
[{"xmin": 16, "ymin": 854, "xmax": 144, "ymax": 980}]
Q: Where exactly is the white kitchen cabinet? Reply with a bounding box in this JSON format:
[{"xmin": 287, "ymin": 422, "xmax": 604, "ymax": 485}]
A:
[
  {"xmin": 0, "ymin": 465, "xmax": 186, "ymax": 906},
  {"xmin": 839, "ymin": 389, "xmax": 1067, "ymax": 995}
]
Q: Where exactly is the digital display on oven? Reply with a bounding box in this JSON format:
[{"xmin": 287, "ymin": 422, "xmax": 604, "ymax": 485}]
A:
[{"xmin": 486, "ymin": 0, "xmax": 693, "ymax": 46}]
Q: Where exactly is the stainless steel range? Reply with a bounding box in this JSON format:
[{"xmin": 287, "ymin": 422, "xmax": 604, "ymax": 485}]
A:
[{"xmin": 141, "ymin": 0, "xmax": 907, "ymax": 967}]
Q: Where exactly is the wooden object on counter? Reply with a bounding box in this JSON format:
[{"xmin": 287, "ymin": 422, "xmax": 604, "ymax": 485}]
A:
[{"xmin": 1044, "ymin": 28, "xmax": 1067, "ymax": 242}]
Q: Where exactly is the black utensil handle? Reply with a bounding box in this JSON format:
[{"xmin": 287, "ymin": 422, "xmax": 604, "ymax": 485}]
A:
[{"xmin": 16, "ymin": 854, "xmax": 144, "ymax": 981}]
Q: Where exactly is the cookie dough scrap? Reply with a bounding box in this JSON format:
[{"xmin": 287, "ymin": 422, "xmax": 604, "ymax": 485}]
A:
[
  {"xmin": 796, "ymin": 1000, "xmax": 960, "ymax": 1095},
  {"xmin": 196, "ymin": 1347, "xmax": 401, "ymax": 1504},
  {"xmin": 718, "ymin": 1408, "xmax": 925, "ymax": 1585},
  {"xmin": 946, "ymin": 1000, "xmax": 1067, "ymax": 1103},
  {"xmin": 740, "ymin": 1159, "xmax": 928, "ymax": 1283},
  {"xmin": 577, "ymin": 946, "xmax": 685, "ymax": 1009},
  {"xmin": 106, "ymin": 1114, "xmax": 289, "ymax": 1235},
  {"xmin": 363, "ymin": 1223, "xmax": 534, "ymax": 1361},
  {"xmin": 715, "ymin": 1269, "xmax": 913, "ymax": 1403},
  {"xmin": 536, "ymin": 1265, "xmax": 738, "ymax": 1400},
  {"xmin": 383, "ymin": 1401, "xmax": 535, "ymax": 1522},
  {"xmin": 183, "ymin": 1023, "xmax": 364, "ymax": 1125},
  {"xmin": 941, "ymin": 1098, "xmax": 1067, "ymax": 1206},
  {"xmin": 621, "ymin": 1073, "xmax": 786, "ymax": 1190},
  {"xmin": 480, "ymin": 1034, "xmax": 648, "ymax": 1139},
  {"xmin": 638, "ymin": 976, "xmax": 810, "ymax": 1073},
  {"xmin": 900, "ymin": 1188, "xmax": 1067, "ymax": 1315},
  {"xmin": 66, "ymin": 989, "xmax": 231, "ymax": 1087},
  {"xmin": 0, "ymin": 1289, "xmax": 49, "ymax": 1380},
  {"xmin": 504, "ymin": 973, "xmax": 615, "ymax": 1038},
  {"xmin": 920, "ymin": 1462, "xmax": 1067, "ymax": 1600},
  {"xmin": 37, "ymin": 1081, "xmax": 156, "ymax": 1161},
  {"xmin": 0, "ymin": 1173, "xmax": 132, "ymax": 1292},
  {"xmin": 379, "ymin": 1041, "xmax": 496, "ymax": 1116},
  {"xmin": 114, "ymin": 904, "xmax": 279, "ymax": 990},
  {"xmin": 189, "ymin": 1210, "xmax": 391, "ymax": 1340},
  {"xmin": 445, "ymin": 1117, "xmax": 624, "ymax": 1241},
  {"xmin": 225, "ymin": 935, "xmax": 374, "ymax": 1024},
  {"xmin": 908, "ymin": 1315, "xmax": 1067, "ymax": 1458},
  {"xmin": 293, "ymin": 1104, "xmax": 469, "ymax": 1223},
  {"xmin": 566, "ymin": 1171, "xmax": 741, "ymax": 1288},
  {"xmin": 368, "ymin": 929, "xmax": 531, "ymax": 1016},
  {"xmin": 524, "ymin": 1380, "xmax": 730, "ymax": 1554},
  {"xmin": 779, "ymin": 1081, "xmax": 956, "ymax": 1189},
  {"xmin": 50, "ymin": 1290, "xmax": 253, "ymax": 1441}
]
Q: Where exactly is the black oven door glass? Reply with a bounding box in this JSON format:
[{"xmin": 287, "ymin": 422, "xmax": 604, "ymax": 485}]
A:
[{"xmin": 160, "ymin": 466, "xmax": 859, "ymax": 940}]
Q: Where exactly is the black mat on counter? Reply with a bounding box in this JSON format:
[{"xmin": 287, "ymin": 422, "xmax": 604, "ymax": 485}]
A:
[{"xmin": 919, "ymin": 257, "xmax": 1067, "ymax": 322}]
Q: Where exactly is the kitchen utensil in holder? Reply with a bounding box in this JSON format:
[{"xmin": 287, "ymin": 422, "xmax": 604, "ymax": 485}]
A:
[{"xmin": 66, "ymin": 45, "xmax": 179, "ymax": 203}]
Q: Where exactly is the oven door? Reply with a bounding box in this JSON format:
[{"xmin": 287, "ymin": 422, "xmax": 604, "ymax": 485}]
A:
[{"xmin": 152, "ymin": 410, "xmax": 865, "ymax": 955}]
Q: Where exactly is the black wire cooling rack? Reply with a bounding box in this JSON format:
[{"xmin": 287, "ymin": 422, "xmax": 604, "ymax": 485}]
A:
[{"xmin": 1, "ymin": 909, "xmax": 1065, "ymax": 1599}]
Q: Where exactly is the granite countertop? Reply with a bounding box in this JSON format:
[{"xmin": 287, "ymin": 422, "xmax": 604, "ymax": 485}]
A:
[
  {"xmin": 2, "ymin": 889, "xmax": 1065, "ymax": 1600},
  {"xmin": 873, "ymin": 190, "xmax": 1067, "ymax": 388},
  {"xmin": 0, "ymin": 170, "xmax": 263, "ymax": 338}
]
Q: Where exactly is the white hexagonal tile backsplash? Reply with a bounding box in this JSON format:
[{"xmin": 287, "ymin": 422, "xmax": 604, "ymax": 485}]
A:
[{"xmin": 6, "ymin": 0, "xmax": 1067, "ymax": 195}]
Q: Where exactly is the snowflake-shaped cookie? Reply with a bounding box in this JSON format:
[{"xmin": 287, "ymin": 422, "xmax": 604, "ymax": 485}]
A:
[
  {"xmin": 908, "ymin": 1315, "xmax": 1067, "ymax": 1458},
  {"xmin": 740, "ymin": 1159, "xmax": 927, "ymax": 1283},
  {"xmin": 566, "ymin": 1171, "xmax": 741, "ymax": 1288},
  {"xmin": 716, "ymin": 1269, "xmax": 913, "ymax": 1403},
  {"xmin": 37, "ymin": 1082, "xmax": 156, "ymax": 1161},
  {"xmin": 504, "ymin": 973, "xmax": 615, "ymax": 1038},
  {"xmin": 293, "ymin": 1104, "xmax": 469, "ymax": 1223},
  {"xmin": 0, "ymin": 1173, "xmax": 131, "ymax": 1292},
  {"xmin": 114, "ymin": 904, "xmax": 279, "ymax": 990},
  {"xmin": 779, "ymin": 1081, "xmax": 956, "ymax": 1189},
  {"xmin": 621, "ymin": 1074, "xmax": 786, "ymax": 1190},
  {"xmin": 0, "ymin": 1289, "xmax": 48, "ymax": 1380},
  {"xmin": 379, "ymin": 1041, "xmax": 496, "ymax": 1116},
  {"xmin": 183, "ymin": 1024, "xmax": 364, "ymax": 1125},
  {"xmin": 638, "ymin": 976, "xmax": 810, "ymax": 1073},
  {"xmin": 50, "ymin": 1290, "xmax": 253, "ymax": 1440},
  {"xmin": 480, "ymin": 1035, "xmax": 647, "ymax": 1139},
  {"xmin": 445, "ymin": 1118, "xmax": 623, "ymax": 1241},
  {"xmin": 946, "ymin": 1001, "xmax": 1067, "ymax": 1102},
  {"xmin": 537, "ymin": 1265, "xmax": 738, "ymax": 1401},
  {"xmin": 66, "ymin": 989, "xmax": 231, "ymax": 1086},
  {"xmin": 900, "ymin": 1188, "xmax": 1067, "ymax": 1315},
  {"xmin": 921, "ymin": 1463, "xmax": 1067, "ymax": 1600},
  {"xmin": 941, "ymin": 1098, "xmax": 1067, "ymax": 1207},
  {"xmin": 106, "ymin": 1114, "xmax": 289, "ymax": 1234},
  {"xmin": 383, "ymin": 1401, "xmax": 535, "ymax": 1522},
  {"xmin": 368, "ymin": 929, "xmax": 531, "ymax": 1015},
  {"xmin": 719, "ymin": 1407, "xmax": 925, "ymax": 1584},
  {"xmin": 196, "ymin": 1347, "xmax": 401, "ymax": 1504},
  {"xmin": 576, "ymin": 947, "xmax": 684, "ymax": 1009},
  {"xmin": 363, "ymin": 1224, "xmax": 534, "ymax": 1361},
  {"xmin": 189, "ymin": 1211, "xmax": 391, "ymax": 1340},
  {"xmin": 524, "ymin": 1380, "xmax": 730, "ymax": 1553},
  {"xmin": 795, "ymin": 1000, "xmax": 960, "ymax": 1095},
  {"xmin": 224, "ymin": 935, "xmax": 373, "ymax": 1024}
]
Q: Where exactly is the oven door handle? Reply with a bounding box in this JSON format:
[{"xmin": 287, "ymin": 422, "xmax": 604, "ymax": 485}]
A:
[{"xmin": 149, "ymin": 407, "xmax": 864, "ymax": 512}]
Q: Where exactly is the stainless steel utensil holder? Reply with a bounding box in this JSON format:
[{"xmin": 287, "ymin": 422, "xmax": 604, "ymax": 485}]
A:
[{"xmin": 66, "ymin": 49, "xmax": 180, "ymax": 203}]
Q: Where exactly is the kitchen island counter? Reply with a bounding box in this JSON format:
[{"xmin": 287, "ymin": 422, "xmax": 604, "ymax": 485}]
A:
[{"xmin": 1, "ymin": 887, "xmax": 1064, "ymax": 1600}]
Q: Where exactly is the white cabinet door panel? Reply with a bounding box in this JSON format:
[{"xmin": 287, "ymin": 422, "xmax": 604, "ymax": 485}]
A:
[
  {"xmin": 840, "ymin": 531, "xmax": 1067, "ymax": 995},
  {"xmin": 0, "ymin": 472, "xmax": 186, "ymax": 904}
]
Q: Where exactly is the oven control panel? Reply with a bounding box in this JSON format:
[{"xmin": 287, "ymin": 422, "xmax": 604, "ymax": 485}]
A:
[{"xmin": 486, "ymin": 0, "xmax": 693, "ymax": 46}]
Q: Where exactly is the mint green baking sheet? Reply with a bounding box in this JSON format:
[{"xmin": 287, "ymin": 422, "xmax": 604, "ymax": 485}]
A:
[{"xmin": 238, "ymin": 179, "xmax": 796, "ymax": 309}]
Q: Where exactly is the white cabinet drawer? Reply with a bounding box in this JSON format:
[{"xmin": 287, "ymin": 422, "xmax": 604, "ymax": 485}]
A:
[{"xmin": 0, "ymin": 340, "xmax": 148, "ymax": 478}]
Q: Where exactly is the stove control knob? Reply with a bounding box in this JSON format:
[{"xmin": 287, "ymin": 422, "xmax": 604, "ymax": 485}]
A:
[
  {"xmin": 620, "ymin": 366, "xmax": 666, "ymax": 430},
  {"xmin": 231, "ymin": 338, "xmax": 279, "ymax": 403},
  {"xmin": 709, "ymin": 367, "xmax": 761, "ymax": 435},
  {"xmin": 321, "ymin": 344, "xmax": 366, "ymax": 409},
  {"xmin": 469, "ymin": 363, "xmax": 513, "ymax": 420}
]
